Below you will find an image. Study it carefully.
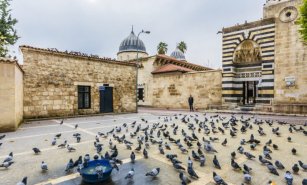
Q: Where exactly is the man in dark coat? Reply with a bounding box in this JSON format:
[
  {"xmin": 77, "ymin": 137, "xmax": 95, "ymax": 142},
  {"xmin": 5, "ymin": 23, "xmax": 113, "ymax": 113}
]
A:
[{"xmin": 188, "ymin": 95, "xmax": 194, "ymax": 112}]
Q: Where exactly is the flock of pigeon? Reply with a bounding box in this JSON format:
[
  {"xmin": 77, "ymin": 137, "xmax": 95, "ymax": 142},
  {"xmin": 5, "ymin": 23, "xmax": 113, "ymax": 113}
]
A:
[{"xmin": 0, "ymin": 113, "xmax": 307, "ymax": 185}]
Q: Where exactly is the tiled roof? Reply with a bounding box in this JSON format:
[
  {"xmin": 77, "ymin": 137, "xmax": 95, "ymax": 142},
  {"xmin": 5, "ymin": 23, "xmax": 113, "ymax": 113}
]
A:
[
  {"xmin": 155, "ymin": 54, "xmax": 211, "ymax": 71},
  {"xmin": 0, "ymin": 57, "xmax": 24, "ymax": 73},
  {"xmin": 152, "ymin": 64, "xmax": 194, "ymax": 74},
  {"xmin": 19, "ymin": 45, "xmax": 137, "ymax": 67}
]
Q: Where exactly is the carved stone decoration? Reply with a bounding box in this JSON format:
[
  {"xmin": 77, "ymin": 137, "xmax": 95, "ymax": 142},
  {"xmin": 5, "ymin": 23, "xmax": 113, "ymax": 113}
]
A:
[{"xmin": 234, "ymin": 40, "xmax": 262, "ymax": 65}]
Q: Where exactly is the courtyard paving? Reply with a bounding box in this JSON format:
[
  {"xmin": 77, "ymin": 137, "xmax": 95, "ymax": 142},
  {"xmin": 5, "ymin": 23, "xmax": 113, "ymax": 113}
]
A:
[{"xmin": 0, "ymin": 109, "xmax": 306, "ymax": 185}]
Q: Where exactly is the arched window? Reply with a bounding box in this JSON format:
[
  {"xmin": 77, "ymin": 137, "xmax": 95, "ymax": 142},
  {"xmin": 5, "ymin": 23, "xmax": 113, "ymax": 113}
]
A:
[{"xmin": 234, "ymin": 40, "xmax": 261, "ymax": 65}]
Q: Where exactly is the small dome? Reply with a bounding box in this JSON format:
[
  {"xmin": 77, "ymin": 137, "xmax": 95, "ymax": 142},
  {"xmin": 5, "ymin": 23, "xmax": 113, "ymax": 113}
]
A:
[
  {"xmin": 118, "ymin": 29, "xmax": 147, "ymax": 54},
  {"xmin": 170, "ymin": 48, "xmax": 186, "ymax": 61}
]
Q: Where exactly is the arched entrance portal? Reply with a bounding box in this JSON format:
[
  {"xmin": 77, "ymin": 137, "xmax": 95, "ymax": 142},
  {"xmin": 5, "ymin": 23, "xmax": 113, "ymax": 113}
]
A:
[{"xmin": 234, "ymin": 40, "xmax": 262, "ymax": 105}]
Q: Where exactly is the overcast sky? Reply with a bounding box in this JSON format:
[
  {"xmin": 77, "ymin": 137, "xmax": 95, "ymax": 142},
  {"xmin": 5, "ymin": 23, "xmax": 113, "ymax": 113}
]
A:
[{"xmin": 10, "ymin": 0, "xmax": 266, "ymax": 68}]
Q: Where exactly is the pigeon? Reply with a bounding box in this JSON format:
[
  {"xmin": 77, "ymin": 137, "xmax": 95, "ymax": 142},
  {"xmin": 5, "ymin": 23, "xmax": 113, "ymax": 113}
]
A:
[
  {"xmin": 284, "ymin": 171, "xmax": 293, "ymax": 185},
  {"xmin": 125, "ymin": 168, "xmax": 135, "ymax": 179},
  {"xmin": 275, "ymin": 160, "xmax": 285, "ymax": 170},
  {"xmin": 244, "ymin": 152, "xmax": 255, "ymax": 160},
  {"xmin": 298, "ymin": 161, "xmax": 307, "ymax": 170},
  {"xmin": 267, "ymin": 164, "xmax": 279, "ymax": 176},
  {"xmin": 302, "ymin": 179, "xmax": 307, "ymax": 185},
  {"xmin": 231, "ymin": 159, "xmax": 242, "ymax": 171},
  {"xmin": 179, "ymin": 172, "xmax": 191, "ymax": 185},
  {"xmin": 213, "ymin": 172, "xmax": 228, "ymax": 185},
  {"xmin": 58, "ymin": 140, "xmax": 67, "ymax": 148},
  {"xmin": 213, "ymin": 155, "xmax": 221, "ymax": 169},
  {"xmin": 187, "ymin": 157, "xmax": 193, "ymax": 168},
  {"xmin": 231, "ymin": 152, "xmax": 236, "ymax": 159},
  {"xmin": 16, "ymin": 177, "xmax": 27, "ymax": 185},
  {"xmin": 41, "ymin": 161, "xmax": 48, "ymax": 171},
  {"xmin": 51, "ymin": 138, "xmax": 57, "ymax": 146},
  {"xmin": 67, "ymin": 145, "xmax": 76, "ymax": 152},
  {"xmin": 243, "ymin": 171, "xmax": 252, "ymax": 183},
  {"xmin": 205, "ymin": 142, "xmax": 218, "ymax": 153},
  {"xmin": 65, "ymin": 159, "xmax": 74, "ymax": 172},
  {"xmin": 242, "ymin": 164, "xmax": 251, "ymax": 174},
  {"xmin": 272, "ymin": 144, "xmax": 278, "ymax": 150},
  {"xmin": 130, "ymin": 152, "xmax": 136, "ymax": 163},
  {"xmin": 55, "ymin": 133, "xmax": 61, "ymax": 138},
  {"xmin": 0, "ymin": 161, "xmax": 14, "ymax": 168},
  {"xmin": 292, "ymin": 164, "xmax": 299, "ymax": 174},
  {"xmin": 0, "ymin": 134, "xmax": 6, "ymax": 140},
  {"xmin": 259, "ymin": 155, "xmax": 272, "ymax": 165},
  {"xmin": 187, "ymin": 166, "xmax": 199, "ymax": 179},
  {"xmin": 33, "ymin": 147, "xmax": 41, "ymax": 154},
  {"xmin": 221, "ymin": 138, "xmax": 227, "ymax": 146},
  {"xmin": 173, "ymin": 161, "xmax": 185, "ymax": 171},
  {"xmin": 291, "ymin": 148, "xmax": 297, "ymax": 155},
  {"xmin": 75, "ymin": 124, "xmax": 78, "ymax": 129},
  {"xmin": 60, "ymin": 119, "xmax": 64, "ymax": 125},
  {"xmin": 145, "ymin": 168, "xmax": 160, "ymax": 177},
  {"xmin": 200, "ymin": 155, "xmax": 206, "ymax": 166},
  {"xmin": 3, "ymin": 152, "xmax": 13, "ymax": 163},
  {"xmin": 287, "ymin": 137, "xmax": 291, "ymax": 142},
  {"xmin": 143, "ymin": 148, "xmax": 148, "ymax": 158}
]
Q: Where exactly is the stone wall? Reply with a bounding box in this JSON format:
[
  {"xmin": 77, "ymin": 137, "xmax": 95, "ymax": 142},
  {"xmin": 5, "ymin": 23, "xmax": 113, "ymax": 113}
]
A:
[
  {"xmin": 264, "ymin": 0, "xmax": 307, "ymax": 114},
  {"xmin": 151, "ymin": 70, "xmax": 222, "ymax": 109},
  {"xmin": 21, "ymin": 46, "xmax": 137, "ymax": 119},
  {"xmin": 0, "ymin": 59, "xmax": 23, "ymax": 132}
]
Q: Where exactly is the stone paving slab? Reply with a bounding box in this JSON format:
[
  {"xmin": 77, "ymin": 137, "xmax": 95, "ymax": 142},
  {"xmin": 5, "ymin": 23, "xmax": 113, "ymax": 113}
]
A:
[{"xmin": 0, "ymin": 111, "xmax": 307, "ymax": 185}]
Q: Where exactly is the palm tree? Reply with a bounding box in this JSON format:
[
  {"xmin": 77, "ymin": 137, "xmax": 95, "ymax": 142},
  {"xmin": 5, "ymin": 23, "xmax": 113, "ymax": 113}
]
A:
[
  {"xmin": 157, "ymin": 42, "xmax": 168, "ymax": 54},
  {"xmin": 177, "ymin": 41, "xmax": 187, "ymax": 53}
]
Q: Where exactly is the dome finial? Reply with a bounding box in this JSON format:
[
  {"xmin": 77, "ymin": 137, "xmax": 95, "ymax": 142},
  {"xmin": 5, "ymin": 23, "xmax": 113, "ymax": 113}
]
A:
[{"xmin": 131, "ymin": 25, "xmax": 134, "ymax": 34}]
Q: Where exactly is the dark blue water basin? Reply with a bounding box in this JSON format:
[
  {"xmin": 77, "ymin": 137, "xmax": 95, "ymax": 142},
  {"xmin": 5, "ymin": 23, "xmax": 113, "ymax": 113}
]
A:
[{"xmin": 79, "ymin": 159, "xmax": 113, "ymax": 183}]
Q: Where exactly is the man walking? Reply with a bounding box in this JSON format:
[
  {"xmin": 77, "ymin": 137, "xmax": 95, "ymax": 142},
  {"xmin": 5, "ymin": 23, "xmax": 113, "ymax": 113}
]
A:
[{"xmin": 188, "ymin": 95, "xmax": 194, "ymax": 112}]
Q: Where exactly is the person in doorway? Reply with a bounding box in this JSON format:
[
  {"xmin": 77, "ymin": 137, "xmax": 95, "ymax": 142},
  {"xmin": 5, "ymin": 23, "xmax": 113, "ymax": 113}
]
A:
[{"xmin": 188, "ymin": 95, "xmax": 194, "ymax": 112}]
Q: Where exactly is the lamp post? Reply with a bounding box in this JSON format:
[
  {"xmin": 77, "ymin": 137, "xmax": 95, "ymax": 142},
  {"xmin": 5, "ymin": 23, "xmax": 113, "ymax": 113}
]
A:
[{"xmin": 135, "ymin": 30, "xmax": 150, "ymax": 113}]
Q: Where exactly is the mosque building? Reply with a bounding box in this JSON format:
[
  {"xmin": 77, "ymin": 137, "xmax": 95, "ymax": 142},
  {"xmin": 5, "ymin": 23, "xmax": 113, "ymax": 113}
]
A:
[
  {"xmin": 0, "ymin": 0, "xmax": 307, "ymax": 132},
  {"xmin": 116, "ymin": 28, "xmax": 221, "ymax": 110}
]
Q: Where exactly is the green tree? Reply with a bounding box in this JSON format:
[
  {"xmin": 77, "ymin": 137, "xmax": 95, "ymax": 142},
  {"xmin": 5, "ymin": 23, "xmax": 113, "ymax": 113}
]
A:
[
  {"xmin": 298, "ymin": 0, "xmax": 307, "ymax": 43},
  {"xmin": 157, "ymin": 42, "xmax": 168, "ymax": 54},
  {"xmin": 0, "ymin": 0, "xmax": 19, "ymax": 57},
  {"xmin": 177, "ymin": 41, "xmax": 187, "ymax": 53}
]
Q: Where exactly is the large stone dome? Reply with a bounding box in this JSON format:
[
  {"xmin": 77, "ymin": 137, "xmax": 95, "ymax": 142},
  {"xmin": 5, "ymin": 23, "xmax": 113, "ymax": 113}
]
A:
[
  {"xmin": 170, "ymin": 48, "xmax": 186, "ymax": 61},
  {"xmin": 118, "ymin": 29, "xmax": 147, "ymax": 54}
]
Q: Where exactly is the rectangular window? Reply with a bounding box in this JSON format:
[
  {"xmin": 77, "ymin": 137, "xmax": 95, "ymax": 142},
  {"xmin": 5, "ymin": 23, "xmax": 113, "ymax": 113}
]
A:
[
  {"xmin": 138, "ymin": 88, "xmax": 144, "ymax": 102},
  {"xmin": 78, "ymin": 86, "xmax": 91, "ymax": 109}
]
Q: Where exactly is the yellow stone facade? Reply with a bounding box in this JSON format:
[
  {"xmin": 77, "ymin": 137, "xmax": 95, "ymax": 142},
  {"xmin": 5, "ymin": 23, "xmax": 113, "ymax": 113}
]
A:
[
  {"xmin": 0, "ymin": 58, "xmax": 23, "ymax": 132},
  {"xmin": 21, "ymin": 46, "xmax": 137, "ymax": 119}
]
